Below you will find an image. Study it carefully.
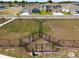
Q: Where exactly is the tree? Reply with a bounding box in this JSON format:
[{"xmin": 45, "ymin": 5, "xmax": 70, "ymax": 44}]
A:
[
  {"xmin": 0, "ymin": 1, "xmax": 3, "ymax": 3},
  {"xmin": 21, "ymin": 0, "xmax": 26, "ymax": 7},
  {"xmin": 48, "ymin": 0, "xmax": 52, "ymax": 3},
  {"xmin": 35, "ymin": 1, "xmax": 38, "ymax": 3},
  {"xmin": 21, "ymin": 0, "xmax": 28, "ymax": 3},
  {"xmin": 14, "ymin": 0, "xmax": 18, "ymax": 3},
  {"xmin": 22, "ymin": 0, "xmax": 25, "ymax": 3}
]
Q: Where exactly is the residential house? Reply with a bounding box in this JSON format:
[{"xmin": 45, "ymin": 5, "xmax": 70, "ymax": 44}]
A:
[{"xmin": 40, "ymin": 3, "xmax": 62, "ymax": 12}]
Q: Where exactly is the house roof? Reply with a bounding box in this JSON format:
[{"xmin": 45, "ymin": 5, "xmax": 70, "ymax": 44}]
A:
[
  {"xmin": 62, "ymin": 4, "xmax": 79, "ymax": 10},
  {"xmin": 44, "ymin": 3, "xmax": 61, "ymax": 6}
]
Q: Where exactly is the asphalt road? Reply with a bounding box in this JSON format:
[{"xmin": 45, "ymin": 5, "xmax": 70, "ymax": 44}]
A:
[{"xmin": 0, "ymin": 15, "xmax": 79, "ymax": 20}]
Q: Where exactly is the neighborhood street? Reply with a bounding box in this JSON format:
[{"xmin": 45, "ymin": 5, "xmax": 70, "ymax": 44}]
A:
[{"xmin": 0, "ymin": 15, "xmax": 79, "ymax": 19}]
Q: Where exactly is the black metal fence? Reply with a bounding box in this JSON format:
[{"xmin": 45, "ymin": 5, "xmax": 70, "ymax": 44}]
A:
[
  {"xmin": 0, "ymin": 39, "xmax": 19, "ymax": 47},
  {"xmin": 25, "ymin": 44, "xmax": 60, "ymax": 52},
  {"xmin": 19, "ymin": 33, "xmax": 79, "ymax": 52},
  {"xmin": 19, "ymin": 32, "xmax": 40, "ymax": 47},
  {"xmin": 1, "ymin": 33, "xmax": 79, "ymax": 52},
  {"xmin": 58, "ymin": 40, "xmax": 79, "ymax": 48},
  {"xmin": 42, "ymin": 33, "xmax": 59, "ymax": 43}
]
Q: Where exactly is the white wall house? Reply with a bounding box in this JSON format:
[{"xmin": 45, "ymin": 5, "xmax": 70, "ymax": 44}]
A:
[
  {"xmin": 20, "ymin": 8, "xmax": 30, "ymax": 16},
  {"xmin": 62, "ymin": 8, "xmax": 70, "ymax": 13}
]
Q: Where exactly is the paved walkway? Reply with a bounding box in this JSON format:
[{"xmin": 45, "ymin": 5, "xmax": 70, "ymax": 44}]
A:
[
  {"xmin": 0, "ymin": 18, "xmax": 16, "ymax": 27},
  {"xmin": 0, "ymin": 54, "xmax": 14, "ymax": 58}
]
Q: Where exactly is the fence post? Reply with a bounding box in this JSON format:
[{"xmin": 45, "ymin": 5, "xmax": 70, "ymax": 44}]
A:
[
  {"xmin": 74, "ymin": 40, "xmax": 76, "ymax": 48},
  {"xmin": 25, "ymin": 45, "xmax": 27, "ymax": 51},
  {"xmin": 58, "ymin": 40, "xmax": 60, "ymax": 47},
  {"xmin": 52, "ymin": 43, "xmax": 53, "ymax": 52},
  {"xmin": 41, "ymin": 44, "xmax": 43, "ymax": 52},
  {"xmin": 19, "ymin": 39, "xmax": 22, "ymax": 47},
  {"xmin": 29, "ymin": 35, "xmax": 30, "ymax": 43},
  {"xmin": 49, "ymin": 35, "xmax": 50, "ymax": 42},
  {"xmin": 32, "ymin": 34, "xmax": 34, "ymax": 42},
  {"xmin": 73, "ymin": 40, "xmax": 75, "ymax": 47},
  {"xmin": 8, "ymin": 39, "xmax": 11, "ymax": 47},
  {"xmin": 36, "ymin": 44, "xmax": 37, "ymax": 52},
  {"xmin": 45, "ymin": 34, "xmax": 47, "ymax": 40}
]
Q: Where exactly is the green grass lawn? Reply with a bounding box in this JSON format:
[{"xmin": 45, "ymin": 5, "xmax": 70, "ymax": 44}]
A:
[
  {"xmin": 40, "ymin": 11, "xmax": 53, "ymax": 15},
  {"xmin": 0, "ymin": 19, "xmax": 38, "ymax": 40},
  {"xmin": 32, "ymin": 11, "xmax": 53, "ymax": 15},
  {"xmin": 0, "ymin": 19, "xmax": 52, "ymax": 40}
]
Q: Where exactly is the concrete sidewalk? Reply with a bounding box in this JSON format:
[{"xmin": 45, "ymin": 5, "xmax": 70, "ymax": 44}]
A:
[
  {"xmin": 0, "ymin": 54, "xmax": 14, "ymax": 58},
  {"xmin": 0, "ymin": 18, "xmax": 16, "ymax": 27},
  {"xmin": 0, "ymin": 15, "xmax": 79, "ymax": 19}
]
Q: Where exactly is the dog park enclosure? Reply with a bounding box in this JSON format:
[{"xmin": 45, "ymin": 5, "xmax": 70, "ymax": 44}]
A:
[{"xmin": 0, "ymin": 16, "xmax": 79, "ymax": 52}]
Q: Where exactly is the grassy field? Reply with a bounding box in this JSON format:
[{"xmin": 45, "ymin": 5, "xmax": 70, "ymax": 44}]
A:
[
  {"xmin": 44, "ymin": 19, "xmax": 79, "ymax": 40},
  {"xmin": 0, "ymin": 20, "xmax": 37, "ymax": 40},
  {"xmin": 0, "ymin": 19, "xmax": 51, "ymax": 40},
  {"xmin": 0, "ymin": 19, "xmax": 79, "ymax": 58},
  {"xmin": 0, "ymin": 48, "xmax": 32, "ymax": 58},
  {"xmin": 0, "ymin": 47, "xmax": 79, "ymax": 58}
]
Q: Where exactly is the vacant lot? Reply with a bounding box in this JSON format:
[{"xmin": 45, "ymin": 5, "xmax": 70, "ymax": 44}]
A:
[{"xmin": 44, "ymin": 19, "xmax": 79, "ymax": 40}]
